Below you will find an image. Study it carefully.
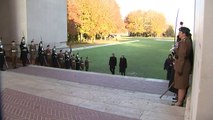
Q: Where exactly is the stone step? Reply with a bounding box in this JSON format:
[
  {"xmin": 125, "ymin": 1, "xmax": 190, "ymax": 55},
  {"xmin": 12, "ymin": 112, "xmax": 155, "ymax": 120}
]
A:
[{"xmin": 1, "ymin": 66, "xmax": 185, "ymax": 120}]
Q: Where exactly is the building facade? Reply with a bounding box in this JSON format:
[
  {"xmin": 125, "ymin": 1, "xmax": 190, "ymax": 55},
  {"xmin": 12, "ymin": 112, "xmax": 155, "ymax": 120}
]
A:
[{"xmin": 0, "ymin": 0, "xmax": 67, "ymax": 46}]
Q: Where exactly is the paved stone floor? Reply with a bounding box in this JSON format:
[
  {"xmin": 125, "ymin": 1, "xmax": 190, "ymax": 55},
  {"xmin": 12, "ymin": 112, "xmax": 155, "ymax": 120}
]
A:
[
  {"xmin": 1, "ymin": 65, "xmax": 185, "ymax": 120},
  {"xmin": 2, "ymin": 88, "xmax": 138, "ymax": 120}
]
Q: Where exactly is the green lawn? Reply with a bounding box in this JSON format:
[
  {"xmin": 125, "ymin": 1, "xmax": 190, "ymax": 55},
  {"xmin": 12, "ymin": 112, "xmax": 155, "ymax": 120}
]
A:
[{"xmin": 72, "ymin": 37, "xmax": 174, "ymax": 80}]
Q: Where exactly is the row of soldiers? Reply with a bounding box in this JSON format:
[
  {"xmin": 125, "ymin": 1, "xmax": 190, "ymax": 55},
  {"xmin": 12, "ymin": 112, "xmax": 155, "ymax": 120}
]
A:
[{"xmin": 0, "ymin": 37, "xmax": 89, "ymax": 71}]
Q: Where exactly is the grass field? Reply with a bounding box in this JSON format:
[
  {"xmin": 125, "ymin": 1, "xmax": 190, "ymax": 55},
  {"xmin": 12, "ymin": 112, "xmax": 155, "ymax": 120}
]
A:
[{"xmin": 72, "ymin": 37, "xmax": 174, "ymax": 80}]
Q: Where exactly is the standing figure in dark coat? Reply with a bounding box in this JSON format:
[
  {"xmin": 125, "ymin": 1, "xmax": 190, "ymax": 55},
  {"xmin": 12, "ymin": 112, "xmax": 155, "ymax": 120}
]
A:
[
  {"xmin": 164, "ymin": 54, "xmax": 174, "ymax": 80},
  {"xmin": 80, "ymin": 57, "xmax": 84, "ymax": 70},
  {"xmin": 109, "ymin": 53, "xmax": 117, "ymax": 75},
  {"xmin": 19, "ymin": 37, "xmax": 29, "ymax": 66},
  {"xmin": 173, "ymin": 27, "xmax": 193, "ymax": 106},
  {"xmin": 75, "ymin": 54, "xmax": 80, "ymax": 70},
  {"xmin": 0, "ymin": 45, "xmax": 6, "ymax": 71},
  {"xmin": 164, "ymin": 54, "xmax": 177, "ymax": 94},
  {"xmin": 71, "ymin": 54, "xmax": 76, "ymax": 70},
  {"xmin": 51, "ymin": 46, "xmax": 58, "ymax": 67},
  {"xmin": 84, "ymin": 57, "xmax": 89, "ymax": 71},
  {"xmin": 38, "ymin": 45, "xmax": 46, "ymax": 66},
  {"xmin": 119, "ymin": 55, "xmax": 127, "ymax": 76},
  {"xmin": 64, "ymin": 51, "xmax": 71, "ymax": 69}
]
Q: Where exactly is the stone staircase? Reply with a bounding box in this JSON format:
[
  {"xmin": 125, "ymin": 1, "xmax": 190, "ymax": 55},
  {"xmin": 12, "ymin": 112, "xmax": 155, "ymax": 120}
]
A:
[{"xmin": 1, "ymin": 65, "xmax": 185, "ymax": 120}]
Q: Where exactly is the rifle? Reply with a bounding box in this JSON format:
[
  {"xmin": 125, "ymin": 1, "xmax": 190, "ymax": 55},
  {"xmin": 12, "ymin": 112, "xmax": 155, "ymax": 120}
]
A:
[
  {"xmin": 22, "ymin": 32, "xmax": 26, "ymax": 41},
  {"xmin": 160, "ymin": 9, "xmax": 180, "ymax": 99},
  {"xmin": 173, "ymin": 9, "xmax": 179, "ymax": 45},
  {"xmin": 160, "ymin": 82, "xmax": 174, "ymax": 99},
  {"xmin": 40, "ymin": 36, "xmax": 42, "ymax": 41}
]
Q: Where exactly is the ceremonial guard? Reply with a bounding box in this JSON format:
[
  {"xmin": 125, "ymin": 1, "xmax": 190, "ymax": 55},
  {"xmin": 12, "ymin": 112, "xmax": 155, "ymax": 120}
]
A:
[
  {"xmin": 164, "ymin": 54, "xmax": 174, "ymax": 80},
  {"xmin": 75, "ymin": 54, "xmax": 80, "ymax": 70},
  {"xmin": 71, "ymin": 54, "xmax": 76, "ymax": 70},
  {"xmin": 19, "ymin": 37, "xmax": 29, "ymax": 66},
  {"xmin": 0, "ymin": 44, "xmax": 6, "ymax": 71},
  {"xmin": 46, "ymin": 44, "xmax": 51, "ymax": 66},
  {"xmin": 84, "ymin": 57, "xmax": 89, "ymax": 71},
  {"xmin": 29, "ymin": 40, "xmax": 37, "ymax": 64},
  {"xmin": 80, "ymin": 57, "xmax": 84, "ymax": 70},
  {"xmin": 58, "ymin": 50, "xmax": 64, "ymax": 68},
  {"xmin": 38, "ymin": 43, "xmax": 46, "ymax": 66},
  {"xmin": 51, "ymin": 46, "xmax": 58, "ymax": 67},
  {"xmin": 10, "ymin": 41, "xmax": 18, "ymax": 68},
  {"xmin": 64, "ymin": 51, "xmax": 71, "ymax": 69},
  {"xmin": 173, "ymin": 27, "xmax": 193, "ymax": 106}
]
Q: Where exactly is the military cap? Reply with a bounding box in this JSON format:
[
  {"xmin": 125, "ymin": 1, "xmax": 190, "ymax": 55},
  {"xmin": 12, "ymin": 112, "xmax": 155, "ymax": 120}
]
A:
[{"xmin": 179, "ymin": 27, "xmax": 190, "ymax": 35}]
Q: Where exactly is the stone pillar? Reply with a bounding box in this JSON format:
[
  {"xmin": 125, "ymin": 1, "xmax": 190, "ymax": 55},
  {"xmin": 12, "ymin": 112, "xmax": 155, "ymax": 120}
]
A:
[
  {"xmin": 0, "ymin": 0, "xmax": 67, "ymax": 46},
  {"xmin": 190, "ymin": 0, "xmax": 213, "ymax": 119},
  {"xmin": 0, "ymin": 0, "xmax": 27, "ymax": 44}
]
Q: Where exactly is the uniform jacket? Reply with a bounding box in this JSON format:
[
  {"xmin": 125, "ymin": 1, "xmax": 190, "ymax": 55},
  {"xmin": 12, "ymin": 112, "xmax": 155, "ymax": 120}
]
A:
[{"xmin": 174, "ymin": 37, "xmax": 193, "ymax": 89}]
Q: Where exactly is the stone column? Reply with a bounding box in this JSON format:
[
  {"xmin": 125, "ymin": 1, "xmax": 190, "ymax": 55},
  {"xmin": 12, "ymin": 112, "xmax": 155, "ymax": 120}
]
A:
[
  {"xmin": 0, "ymin": 0, "xmax": 27, "ymax": 44},
  {"xmin": 190, "ymin": 0, "xmax": 213, "ymax": 119}
]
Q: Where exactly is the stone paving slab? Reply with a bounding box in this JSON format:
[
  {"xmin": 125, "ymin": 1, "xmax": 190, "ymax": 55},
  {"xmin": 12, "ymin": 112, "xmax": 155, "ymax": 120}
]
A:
[
  {"xmin": 1, "ymin": 68, "xmax": 185, "ymax": 120},
  {"xmin": 9, "ymin": 65, "xmax": 172, "ymax": 95},
  {"xmin": 2, "ymin": 88, "xmax": 139, "ymax": 120},
  {"xmin": 1, "ymin": 71, "xmax": 175, "ymax": 119}
]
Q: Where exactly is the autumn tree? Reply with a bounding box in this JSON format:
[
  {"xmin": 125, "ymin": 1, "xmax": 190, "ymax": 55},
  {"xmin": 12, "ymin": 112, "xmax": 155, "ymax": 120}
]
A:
[
  {"xmin": 125, "ymin": 10, "xmax": 167, "ymax": 37},
  {"xmin": 164, "ymin": 25, "xmax": 175, "ymax": 37},
  {"xmin": 67, "ymin": 0, "xmax": 124, "ymax": 42},
  {"xmin": 124, "ymin": 10, "xmax": 146, "ymax": 36},
  {"xmin": 145, "ymin": 10, "xmax": 166, "ymax": 37}
]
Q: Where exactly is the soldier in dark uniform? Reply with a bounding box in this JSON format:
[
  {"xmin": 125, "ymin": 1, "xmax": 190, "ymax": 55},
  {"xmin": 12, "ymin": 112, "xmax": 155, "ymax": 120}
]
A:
[
  {"xmin": 38, "ymin": 41, "xmax": 43, "ymax": 50},
  {"xmin": 0, "ymin": 44, "xmax": 6, "ymax": 71},
  {"xmin": 58, "ymin": 50, "xmax": 64, "ymax": 68},
  {"xmin": 80, "ymin": 57, "xmax": 84, "ymax": 70},
  {"xmin": 71, "ymin": 54, "xmax": 76, "ymax": 70},
  {"xmin": 38, "ymin": 44, "xmax": 46, "ymax": 66},
  {"xmin": 29, "ymin": 40, "xmax": 37, "ymax": 65},
  {"xmin": 46, "ymin": 44, "xmax": 51, "ymax": 66},
  {"xmin": 51, "ymin": 46, "xmax": 58, "ymax": 67},
  {"xmin": 164, "ymin": 54, "xmax": 174, "ymax": 80},
  {"xmin": 19, "ymin": 37, "xmax": 29, "ymax": 66},
  {"xmin": 109, "ymin": 53, "xmax": 117, "ymax": 75},
  {"xmin": 10, "ymin": 41, "xmax": 18, "ymax": 68},
  {"xmin": 119, "ymin": 55, "xmax": 127, "ymax": 76},
  {"xmin": 75, "ymin": 54, "xmax": 80, "ymax": 70},
  {"xmin": 64, "ymin": 51, "xmax": 71, "ymax": 69},
  {"xmin": 84, "ymin": 57, "xmax": 89, "ymax": 71}
]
